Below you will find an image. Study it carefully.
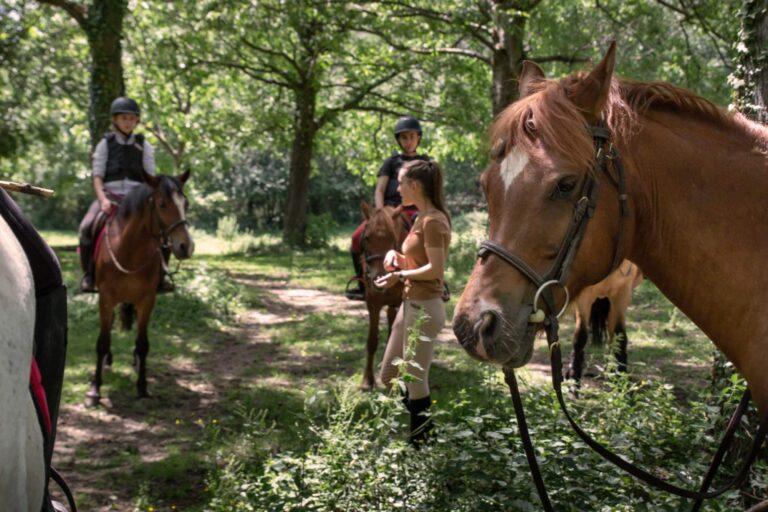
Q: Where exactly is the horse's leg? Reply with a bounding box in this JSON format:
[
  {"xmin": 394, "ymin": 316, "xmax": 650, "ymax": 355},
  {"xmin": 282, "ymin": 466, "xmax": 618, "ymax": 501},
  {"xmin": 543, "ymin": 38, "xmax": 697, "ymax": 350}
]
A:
[
  {"xmin": 387, "ymin": 303, "xmax": 397, "ymax": 331},
  {"xmin": 566, "ymin": 308, "xmax": 588, "ymax": 381},
  {"xmin": 86, "ymin": 296, "xmax": 114, "ymax": 407},
  {"xmin": 361, "ymin": 302, "xmax": 381, "ymax": 391},
  {"xmin": 607, "ymin": 297, "xmax": 629, "ymax": 373},
  {"xmin": 134, "ymin": 297, "xmax": 155, "ymax": 398}
]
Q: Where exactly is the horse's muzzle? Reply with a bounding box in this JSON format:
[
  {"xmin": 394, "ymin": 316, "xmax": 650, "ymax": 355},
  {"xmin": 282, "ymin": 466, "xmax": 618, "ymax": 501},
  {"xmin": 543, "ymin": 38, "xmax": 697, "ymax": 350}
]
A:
[{"xmin": 453, "ymin": 307, "xmax": 536, "ymax": 367}]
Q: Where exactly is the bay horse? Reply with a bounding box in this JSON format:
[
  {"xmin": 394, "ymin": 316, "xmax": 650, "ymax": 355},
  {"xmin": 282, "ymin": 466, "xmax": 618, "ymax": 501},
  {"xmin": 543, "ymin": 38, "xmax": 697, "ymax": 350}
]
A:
[
  {"xmin": 566, "ymin": 260, "xmax": 643, "ymax": 381},
  {"xmin": 453, "ymin": 43, "xmax": 767, "ymax": 507},
  {"xmin": 358, "ymin": 201, "xmax": 407, "ymax": 390},
  {"xmin": 0, "ymin": 214, "xmax": 45, "ymax": 511},
  {"xmin": 86, "ymin": 170, "xmax": 194, "ymax": 407}
]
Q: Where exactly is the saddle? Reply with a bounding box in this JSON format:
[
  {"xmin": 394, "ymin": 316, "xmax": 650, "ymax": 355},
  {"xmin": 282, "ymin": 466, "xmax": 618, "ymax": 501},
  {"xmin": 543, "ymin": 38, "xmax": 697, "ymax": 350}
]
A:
[{"xmin": 0, "ymin": 188, "xmax": 73, "ymax": 512}]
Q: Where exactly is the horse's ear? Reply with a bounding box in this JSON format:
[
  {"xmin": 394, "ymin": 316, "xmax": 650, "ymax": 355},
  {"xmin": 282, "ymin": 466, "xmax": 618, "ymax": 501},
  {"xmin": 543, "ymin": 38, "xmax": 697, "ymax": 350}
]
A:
[
  {"xmin": 519, "ymin": 61, "xmax": 546, "ymax": 98},
  {"xmin": 143, "ymin": 171, "xmax": 159, "ymax": 188},
  {"xmin": 177, "ymin": 167, "xmax": 191, "ymax": 186},
  {"xmin": 570, "ymin": 41, "xmax": 616, "ymax": 121},
  {"xmin": 390, "ymin": 205, "xmax": 403, "ymax": 220},
  {"xmin": 361, "ymin": 200, "xmax": 371, "ymax": 220}
]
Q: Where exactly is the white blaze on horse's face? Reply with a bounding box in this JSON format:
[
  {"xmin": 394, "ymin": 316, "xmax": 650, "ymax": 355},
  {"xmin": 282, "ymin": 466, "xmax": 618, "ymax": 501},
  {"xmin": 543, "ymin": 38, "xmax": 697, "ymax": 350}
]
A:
[
  {"xmin": 499, "ymin": 146, "xmax": 529, "ymax": 192},
  {"xmin": 171, "ymin": 191, "xmax": 186, "ymax": 221}
]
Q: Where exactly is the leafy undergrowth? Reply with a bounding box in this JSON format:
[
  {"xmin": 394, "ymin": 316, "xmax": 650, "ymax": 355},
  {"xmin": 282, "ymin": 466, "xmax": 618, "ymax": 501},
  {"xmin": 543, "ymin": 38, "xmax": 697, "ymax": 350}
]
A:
[{"xmin": 205, "ymin": 374, "xmax": 765, "ymax": 512}]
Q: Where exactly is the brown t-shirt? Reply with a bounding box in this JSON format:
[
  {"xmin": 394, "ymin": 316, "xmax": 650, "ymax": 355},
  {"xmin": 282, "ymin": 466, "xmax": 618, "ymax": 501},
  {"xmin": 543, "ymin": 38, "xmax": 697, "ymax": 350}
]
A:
[{"xmin": 402, "ymin": 210, "xmax": 451, "ymax": 300}]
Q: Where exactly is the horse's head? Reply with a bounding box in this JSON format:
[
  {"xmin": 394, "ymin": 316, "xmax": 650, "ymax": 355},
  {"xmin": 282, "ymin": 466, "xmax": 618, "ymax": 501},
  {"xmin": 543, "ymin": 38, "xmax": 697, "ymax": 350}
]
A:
[
  {"xmin": 144, "ymin": 169, "xmax": 195, "ymax": 260},
  {"xmin": 453, "ymin": 43, "xmax": 629, "ymax": 368},
  {"xmin": 360, "ymin": 201, "xmax": 403, "ymax": 284}
]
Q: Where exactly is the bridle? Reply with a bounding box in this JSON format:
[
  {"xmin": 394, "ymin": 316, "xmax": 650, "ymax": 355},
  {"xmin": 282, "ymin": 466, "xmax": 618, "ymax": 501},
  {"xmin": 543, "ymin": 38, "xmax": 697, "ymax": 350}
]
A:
[
  {"xmin": 360, "ymin": 211, "xmax": 408, "ymax": 293},
  {"xmin": 105, "ymin": 190, "xmax": 189, "ymax": 275},
  {"xmin": 478, "ymin": 124, "xmax": 768, "ymax": 511}
]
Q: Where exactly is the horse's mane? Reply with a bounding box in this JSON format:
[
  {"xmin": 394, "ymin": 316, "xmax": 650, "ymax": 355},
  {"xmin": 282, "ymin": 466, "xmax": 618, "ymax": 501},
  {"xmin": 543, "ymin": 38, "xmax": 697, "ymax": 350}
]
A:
[
  {"xmin": 365, "ymin": 206, "xmax": 396, "ymax": 237},
  {"xmin": 119, "ymin": 175, "xmax": 182, "ymax": 220},
  {"xmin": 491, "ymin": 74, "xmax": 768, "ymax": 170}
]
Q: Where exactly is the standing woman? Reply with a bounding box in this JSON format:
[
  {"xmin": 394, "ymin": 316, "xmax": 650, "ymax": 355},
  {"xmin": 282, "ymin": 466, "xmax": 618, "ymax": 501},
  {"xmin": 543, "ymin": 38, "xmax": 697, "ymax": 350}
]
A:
[{"xmin": 375, "ymin": 159, "xmax": 451, "ymax": 446}]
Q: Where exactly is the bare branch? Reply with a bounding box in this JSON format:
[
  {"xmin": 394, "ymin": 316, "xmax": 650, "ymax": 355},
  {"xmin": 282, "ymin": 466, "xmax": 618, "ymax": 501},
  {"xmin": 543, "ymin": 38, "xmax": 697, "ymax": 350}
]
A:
[{"xmin": 318, "ymin": 68, "xmax": 405, "ymax": 127}]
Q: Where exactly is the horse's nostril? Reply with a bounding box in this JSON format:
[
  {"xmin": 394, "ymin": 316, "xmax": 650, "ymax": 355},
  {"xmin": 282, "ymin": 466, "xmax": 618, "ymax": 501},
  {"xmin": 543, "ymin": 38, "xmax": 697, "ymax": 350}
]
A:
[
  {"xmin": 179, "ymin": 243, "xmax": 188, "ymax": 255},
  {"xmin": 476, "ymin": 310, "xmax": 499, "ymax": 343}
]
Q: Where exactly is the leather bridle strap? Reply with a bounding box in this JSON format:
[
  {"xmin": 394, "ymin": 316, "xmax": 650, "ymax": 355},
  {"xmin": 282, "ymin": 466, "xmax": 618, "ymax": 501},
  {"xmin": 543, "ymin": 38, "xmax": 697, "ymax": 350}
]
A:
[
  {"xmin": 504, "ymin": 368, "xmax": 554, "ymax": 512},
  {"xmin": 503, "ymin": 316, "xmax": 768, "ymax": 510}
]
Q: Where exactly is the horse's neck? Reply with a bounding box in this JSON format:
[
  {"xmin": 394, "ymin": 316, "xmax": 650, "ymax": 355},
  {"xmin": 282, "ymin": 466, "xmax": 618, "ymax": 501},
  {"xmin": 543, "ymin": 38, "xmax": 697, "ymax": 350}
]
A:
[
  {"xmin": 627, "ymin": 112, "xmax": 768, "ymax": 411},
  {"xmin": 112, "ymin": 208, "xmax": 158, "ymax": 264}
]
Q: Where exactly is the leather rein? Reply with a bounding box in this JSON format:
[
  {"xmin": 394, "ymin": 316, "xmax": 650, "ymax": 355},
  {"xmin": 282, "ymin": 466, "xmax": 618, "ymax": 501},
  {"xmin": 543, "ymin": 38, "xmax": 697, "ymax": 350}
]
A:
[{"xmin": 478, "ymin": 124, "xmax": 768, "ymax": 511}]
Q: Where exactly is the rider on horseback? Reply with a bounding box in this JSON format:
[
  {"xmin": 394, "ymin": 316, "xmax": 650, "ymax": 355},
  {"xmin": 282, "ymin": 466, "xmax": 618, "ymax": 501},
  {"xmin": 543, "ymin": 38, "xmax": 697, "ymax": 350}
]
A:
[
  {"xmin": 78, "ymin": 96, "xmax": 174, "ymax": 293},
  {"xmin": 346, "ymin": 116, "xmax": 428, "ymax": 300}
]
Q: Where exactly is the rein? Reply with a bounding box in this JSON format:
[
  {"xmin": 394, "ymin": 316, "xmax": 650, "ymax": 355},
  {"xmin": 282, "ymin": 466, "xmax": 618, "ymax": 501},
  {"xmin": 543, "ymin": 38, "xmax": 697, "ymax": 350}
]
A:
[
  {"xmin": 479, "ymin": 124, "xmax": 768, "ymax": 510},
  {"xmin": 105, "ymin": 197, "xmax": 189, "ymax": 275}
]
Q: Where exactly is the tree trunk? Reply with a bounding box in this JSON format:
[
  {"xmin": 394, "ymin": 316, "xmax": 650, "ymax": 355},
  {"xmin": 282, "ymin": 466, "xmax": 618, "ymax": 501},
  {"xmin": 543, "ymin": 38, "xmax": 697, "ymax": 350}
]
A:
[
  {"xmin": 733, "ymin": 0, "xmax": 768, "ymax": 123},
  {"xmin": 282, "ymin": 86, "xmax": 318, "ymax": 247},
  {"xmin": 490, "ymin": 2, "xmax": 527, "ymax": 116},
  {"xmin": 85, "ymin": 0, "xmax": 127, "ymax": 149}
]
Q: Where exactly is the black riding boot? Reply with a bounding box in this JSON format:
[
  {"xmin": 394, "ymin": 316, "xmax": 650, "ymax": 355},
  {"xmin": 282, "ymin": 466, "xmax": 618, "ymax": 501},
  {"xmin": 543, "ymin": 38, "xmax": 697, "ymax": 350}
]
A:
[
  {"xmin": 157, "ymin": 246, "xmax": 175, "ymax": 294},
  {"xmin": 79, "ymin": 242, "xmax": 96, "ymax": 293},
  {"xmin": 406, "ymin": 395, "xmax": 433, "ymax": 447},
  {"xmin": 345, "ymin": 250, "xmax": 365, "ymax": 300}
]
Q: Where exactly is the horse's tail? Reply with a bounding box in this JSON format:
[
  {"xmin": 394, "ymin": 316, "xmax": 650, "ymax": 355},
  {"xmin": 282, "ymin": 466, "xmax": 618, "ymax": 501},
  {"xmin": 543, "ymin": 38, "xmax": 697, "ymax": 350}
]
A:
[
  {"xmin": 120, "ymin": 303, "xmax": 135, "ymax": 331},
  {"xmin": 589, "ymin": 298, "xmax": 610, "ymax": 345}
]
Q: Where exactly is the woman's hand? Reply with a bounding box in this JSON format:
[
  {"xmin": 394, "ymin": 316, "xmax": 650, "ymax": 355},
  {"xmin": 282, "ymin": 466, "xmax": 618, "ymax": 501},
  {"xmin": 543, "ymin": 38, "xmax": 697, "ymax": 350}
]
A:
[
  {"xmin": 100, "ymin": 198, "xmax": 113, "ymax": 214},
  {"xmin": 374, "ymin": 272, "xmax": 400, "ymax": 289},
  {"xmin": 383, "ymin": 250, "xmax": 401, "ymax": 272}
]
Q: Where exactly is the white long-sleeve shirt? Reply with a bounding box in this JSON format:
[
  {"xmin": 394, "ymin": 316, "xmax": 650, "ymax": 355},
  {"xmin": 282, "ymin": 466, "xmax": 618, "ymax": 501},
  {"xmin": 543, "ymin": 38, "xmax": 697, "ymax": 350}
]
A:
[{"xmin": 92, "ymin": 132, "xmax": 156, "ymax": 196}]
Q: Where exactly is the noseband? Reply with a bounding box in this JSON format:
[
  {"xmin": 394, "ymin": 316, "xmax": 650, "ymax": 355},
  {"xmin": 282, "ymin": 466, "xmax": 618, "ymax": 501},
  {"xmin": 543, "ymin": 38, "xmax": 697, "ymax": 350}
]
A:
[{"xmin": 478, "ymin": 124, "xmax": 767, "ymax": 511}]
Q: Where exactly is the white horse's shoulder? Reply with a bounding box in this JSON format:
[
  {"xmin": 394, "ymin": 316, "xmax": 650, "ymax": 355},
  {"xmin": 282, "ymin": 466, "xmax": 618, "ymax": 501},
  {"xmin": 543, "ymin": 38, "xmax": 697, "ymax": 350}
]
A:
[{"xmin": 0, "ymin": 214, "xmax": 43, "ymax": 512}]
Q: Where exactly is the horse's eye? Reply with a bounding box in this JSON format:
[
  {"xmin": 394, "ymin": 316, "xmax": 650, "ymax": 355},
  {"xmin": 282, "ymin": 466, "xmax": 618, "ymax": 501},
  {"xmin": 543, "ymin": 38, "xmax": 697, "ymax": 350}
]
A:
[
  {"xmin": 524, "ymin": 119, "xmax": 536, "ymax": 138},
  {"xmin": 159, "ymin": 200, "xmax": 166, "ymax": 208},
  {"xmin": 551, "ymin": 176, "xmax": 578, "ymax": 199}
]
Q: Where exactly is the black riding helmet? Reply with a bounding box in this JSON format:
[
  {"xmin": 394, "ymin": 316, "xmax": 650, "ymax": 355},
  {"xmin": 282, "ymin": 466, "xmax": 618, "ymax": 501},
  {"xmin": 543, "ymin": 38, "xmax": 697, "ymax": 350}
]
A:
[
  {"xmin": 394, "ymin": 116, "xmax": 422, "ymax": 140},
  {"xmin": 110, "ymin": 97, "xmax": 141, "ymax": 117}
]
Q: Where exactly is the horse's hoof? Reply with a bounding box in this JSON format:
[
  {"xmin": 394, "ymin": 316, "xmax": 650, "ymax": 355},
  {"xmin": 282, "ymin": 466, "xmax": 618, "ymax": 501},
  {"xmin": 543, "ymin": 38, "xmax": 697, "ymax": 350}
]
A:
[
  {"xmin": 359, "ymin": 381, "xmax": 374, "ymax": 392},
  {"xmin": 85, "ymin": 392, "xmax": 101, "ymax": 408},
  {"xmin": 137, "ymin": 389, "xmax": 151, "ymax": 399}
]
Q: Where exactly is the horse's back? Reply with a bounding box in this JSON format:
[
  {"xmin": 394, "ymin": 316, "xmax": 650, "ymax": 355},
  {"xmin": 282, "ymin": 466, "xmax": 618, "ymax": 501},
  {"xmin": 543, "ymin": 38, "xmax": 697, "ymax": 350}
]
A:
[
  {"xmin": 0, "ymin": 215, "xmax": 45, "ymax": 511},
  {"xmin": 573, "ymin": 261, "xmax": 642, "ymax": 317}
]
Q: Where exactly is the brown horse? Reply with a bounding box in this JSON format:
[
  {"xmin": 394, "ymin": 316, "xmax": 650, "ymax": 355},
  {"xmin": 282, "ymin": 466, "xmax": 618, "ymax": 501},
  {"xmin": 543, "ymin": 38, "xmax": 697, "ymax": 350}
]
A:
[
  {"xmin": 566, "ymin": 260, "xmax": 643, "ymax": 381},
  {"xmin": 452, "ymin": 43, "xmax": 768, "ymax": 418},
  {"xmin": 86, "ymin": 171, "xmax": 194, "ymax": 406},
  {"xmin": 358, "ymin": 201, "xmax": 407, "ymax": 390}
]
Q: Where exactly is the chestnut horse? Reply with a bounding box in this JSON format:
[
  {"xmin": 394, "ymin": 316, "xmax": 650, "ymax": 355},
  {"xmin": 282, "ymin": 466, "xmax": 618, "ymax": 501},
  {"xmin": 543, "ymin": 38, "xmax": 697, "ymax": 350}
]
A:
[
  {"xmin": 453, "ymin": 43, "xmax": 767, "ymax": 506},
  {"xmin": 566, "ymin": 260, "xmax": 643, "ymax": 381},
  {"xmin": 86, "ymin": 171, "xmax": 194, "ymax": 406},
  {"xmin": 358, "ymin": 202, "xmax": 407, "ymax": 390}
]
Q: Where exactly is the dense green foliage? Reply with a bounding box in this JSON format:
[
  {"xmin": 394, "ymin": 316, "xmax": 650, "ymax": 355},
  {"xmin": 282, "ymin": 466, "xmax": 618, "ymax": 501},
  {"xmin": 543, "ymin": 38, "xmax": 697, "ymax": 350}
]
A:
[{"xmin": 2, "ymin": 0, "xmax": 741, "ymax": 235}]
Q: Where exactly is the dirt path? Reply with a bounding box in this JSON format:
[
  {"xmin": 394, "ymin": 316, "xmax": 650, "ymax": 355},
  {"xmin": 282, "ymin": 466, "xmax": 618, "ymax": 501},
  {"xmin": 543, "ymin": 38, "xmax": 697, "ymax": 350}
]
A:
[{"xmin": 50, "ymin": 277, "xmax": 473, "ymax": 510}]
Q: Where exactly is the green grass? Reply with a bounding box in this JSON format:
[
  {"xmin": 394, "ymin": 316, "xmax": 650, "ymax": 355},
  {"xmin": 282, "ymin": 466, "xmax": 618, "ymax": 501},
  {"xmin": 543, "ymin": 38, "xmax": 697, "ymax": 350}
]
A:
[{"xmin": 38, "ymin": 219, "xmax": 765, "ymax": 511}]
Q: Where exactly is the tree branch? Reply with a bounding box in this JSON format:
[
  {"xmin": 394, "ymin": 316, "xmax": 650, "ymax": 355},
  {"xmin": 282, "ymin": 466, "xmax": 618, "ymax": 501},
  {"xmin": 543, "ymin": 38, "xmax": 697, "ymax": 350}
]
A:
[
  {"xmin": 318, "ymin": 67, "xmax": 405, "ymax": 127},
  {"xmin": 529, "ymin": 54, "xmax": 589, "ymax": 64},
  {"xmin": 36, "ymin": 0, "xmax": 87, "ymax": 30}
]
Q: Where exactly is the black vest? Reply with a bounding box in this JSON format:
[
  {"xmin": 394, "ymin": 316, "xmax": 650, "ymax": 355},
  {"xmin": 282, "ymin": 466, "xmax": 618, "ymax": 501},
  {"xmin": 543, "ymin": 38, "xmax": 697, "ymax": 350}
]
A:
[{"xmin": 104, "ymin": 133, "xmax": 146, "ymax": 183}]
